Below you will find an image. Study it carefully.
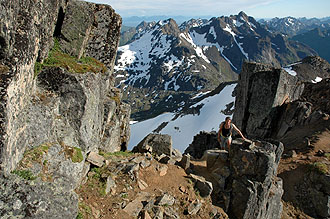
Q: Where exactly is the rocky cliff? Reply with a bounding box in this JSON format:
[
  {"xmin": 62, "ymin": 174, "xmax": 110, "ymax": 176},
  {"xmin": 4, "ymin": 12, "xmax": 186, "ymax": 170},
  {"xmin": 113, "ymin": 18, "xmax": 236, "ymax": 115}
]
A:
[
  {"xmin": 0, "ymin": 0, "xmax": 130, "ymax": 218},
  {"xmin": 233, "ymin": 57, "xmax": 330, "ymax": 139},
  {"xmin": 231, "ymin": 58, "xmax": 330, "ymax": 218}
]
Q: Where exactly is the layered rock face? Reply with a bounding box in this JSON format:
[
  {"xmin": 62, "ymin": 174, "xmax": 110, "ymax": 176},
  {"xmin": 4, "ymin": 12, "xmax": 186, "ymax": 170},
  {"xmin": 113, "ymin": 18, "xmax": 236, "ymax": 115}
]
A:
[
  {"xmin": 0, "ymin": 1, "xmax": 129, "ymax": 217},
  {"xmin": 0, "ymin": 0, "xmax": 129, "ymax": 174},
  {"xmin": 0, "ymin": 0, "xmax": 67, "ymax": 176}
]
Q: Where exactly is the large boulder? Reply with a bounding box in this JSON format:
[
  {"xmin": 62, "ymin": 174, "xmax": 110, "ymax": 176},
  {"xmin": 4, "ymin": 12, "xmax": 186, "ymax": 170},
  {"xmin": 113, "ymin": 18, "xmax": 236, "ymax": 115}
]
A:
[
  {"xmin": 197, "ymin": 135, "xmax": 284, "ymax": 219},
  {"xmin": 228, "ymin": 139, "xmax": 284, "ymax": 219},
  {"xmin": 190, "ymin": 174, "xmax": 213, "ymax": 198},
  {"xmin": 184, "ymin": 131, "xmax": 219, "ymax": 159},
  {"xmin": 133, "ymin": 133, "xmax": 172, "ymax": 156}
]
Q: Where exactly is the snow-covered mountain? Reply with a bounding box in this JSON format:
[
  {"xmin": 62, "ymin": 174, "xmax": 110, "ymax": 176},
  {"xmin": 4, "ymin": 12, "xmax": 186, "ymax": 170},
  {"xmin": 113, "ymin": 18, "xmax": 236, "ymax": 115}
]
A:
[
  {"xmin": 115, "ymin": 11, "xmax": 316, "ymax": 121},
  {"xmin": 260, "ymin": 16, "xmax": 330, "ymax": 36},
  {"xmin": 129, "ymin": 82, "xmax": 237, "ymax": 152},
  {"xmin": 128, "ymin": 55, "xmax": 330, "ymax": 152}
]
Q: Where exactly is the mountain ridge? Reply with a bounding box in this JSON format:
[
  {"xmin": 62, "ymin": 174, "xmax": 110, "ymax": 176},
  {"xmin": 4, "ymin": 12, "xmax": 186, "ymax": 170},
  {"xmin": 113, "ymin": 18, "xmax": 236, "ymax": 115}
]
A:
[
  {"xmin": 260, "ymin": 16, "xmax": 330, "ymax": 36},
  {"xmin": 115, "ymin": 11, "xmax": 316, "ymax": 121}
]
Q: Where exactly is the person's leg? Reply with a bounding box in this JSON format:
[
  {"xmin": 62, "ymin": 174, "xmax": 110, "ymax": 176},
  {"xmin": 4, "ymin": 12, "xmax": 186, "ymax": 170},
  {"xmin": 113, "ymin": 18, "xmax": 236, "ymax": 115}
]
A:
[
  {"xmin": 220, "ymin": 136, "xmax": 226, "ymax": 150},
  {"xmin": 227, "ymin": 136, "xmax": 232, "ymax": 151}
]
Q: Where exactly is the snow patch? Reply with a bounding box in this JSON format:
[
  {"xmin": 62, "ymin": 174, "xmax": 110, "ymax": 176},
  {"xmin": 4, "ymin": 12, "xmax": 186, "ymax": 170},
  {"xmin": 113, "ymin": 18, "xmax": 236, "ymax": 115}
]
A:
[
  {"xmin": 283, "ymin": 67, "xmax": 297, "ymax": 76},
  {"xmin": 312, "ymin": 77, "xmax": 323, "ymax": 83},
  {"xmin": 223, "ymin": 24, "xmax": 236, "ymax": 36},
  {"xmin": 129, "ymin": 84, "xmax": 237, "ymax": 152},
  {"xmin": 209, "ymin": 26, "xmax": 217, "ymax": 39},
  {"xmin": 233, "ymin": 19, "xmax": 243, "ymax": 27},
  {"xmin": 191, "ymin": 91, "xmax": 211, "ymax": 99}
]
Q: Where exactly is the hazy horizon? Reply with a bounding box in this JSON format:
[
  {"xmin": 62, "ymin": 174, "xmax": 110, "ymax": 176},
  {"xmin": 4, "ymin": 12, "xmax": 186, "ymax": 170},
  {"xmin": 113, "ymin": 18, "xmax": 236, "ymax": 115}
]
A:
[{"xmin": 87, "ymin": 0, "xmax": 330, "ymax": 20}]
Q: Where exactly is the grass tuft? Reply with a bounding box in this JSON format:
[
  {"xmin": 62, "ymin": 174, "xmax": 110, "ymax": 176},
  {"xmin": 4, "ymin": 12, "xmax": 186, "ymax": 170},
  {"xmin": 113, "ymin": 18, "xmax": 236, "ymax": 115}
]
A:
[
  {"xmin": 308, "ymin": 162, "xmax": 328, "ymax": 175},
  {"xmin": 99, "ymin": 151, "xmax": 133, "ymax": 159},
  {"xmin": 12, "ymin": 170, "xmax": 36, "ymax": 180},
  {"xmin": 35, "ymin": 38, "xmax": 107, "ymax": 77}
]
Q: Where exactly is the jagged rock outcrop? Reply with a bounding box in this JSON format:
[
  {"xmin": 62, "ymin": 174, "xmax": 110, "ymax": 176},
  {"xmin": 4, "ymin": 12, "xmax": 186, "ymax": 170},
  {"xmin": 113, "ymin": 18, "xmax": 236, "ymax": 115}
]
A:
[
  {"xmin": 184, "ymin": 131, "xmax": 284, "ymax": 218},
  {"xmin": 233, "ymin": 59, "xmax": 330, "ymax": 139},
  {"xmin": 204, "ymin": 139, "xmax": 284, "ymax": 219},
  {"xmin": 0, "ymin": 0, "xmax": 67, "ymax": 175},
  {"xmin": 0, "ymin": 0, "xmax": 129, "ymax": 218},
  {"xmin": 59, "ymin": 0, "xmax": 122, "ymax": 71},
  {"xmin": 233, "ymin": 62, "xmax": 304, "ymax": 139},
  {"xmin": 288, "ymin": 56, "xmax": 330, "ymax": 81}
]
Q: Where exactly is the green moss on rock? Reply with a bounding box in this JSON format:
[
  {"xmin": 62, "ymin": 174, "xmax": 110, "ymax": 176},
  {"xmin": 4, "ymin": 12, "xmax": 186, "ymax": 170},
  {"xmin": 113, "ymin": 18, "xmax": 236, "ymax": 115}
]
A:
[
  {"xmin": 71, "ymin": 147, "xmax": 84, "ymax": 163},
  {"xmin": 12, "ymin": 169, "xmax": 37, "ymax": 180},
  {"xmin": 59, "ymin": 141, "xmax": 84, "ymax": 163},
  {"xmin": 20, "ymin": 143, "xmax": 51, "ymax": 168},
  {"xmin": 99, "ymin": 151, "xmax": 133, "ymax": 159},
  {"xmin": 35, "ymin": 38, "xmax": 107, "ymax": 76}
]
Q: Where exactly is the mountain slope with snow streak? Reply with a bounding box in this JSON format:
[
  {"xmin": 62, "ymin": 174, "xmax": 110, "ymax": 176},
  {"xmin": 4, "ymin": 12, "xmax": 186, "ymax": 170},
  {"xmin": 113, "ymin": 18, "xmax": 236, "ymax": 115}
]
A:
[{"xmin": 129, "ymin": 83, "xmax": 237, "ymax": 152}]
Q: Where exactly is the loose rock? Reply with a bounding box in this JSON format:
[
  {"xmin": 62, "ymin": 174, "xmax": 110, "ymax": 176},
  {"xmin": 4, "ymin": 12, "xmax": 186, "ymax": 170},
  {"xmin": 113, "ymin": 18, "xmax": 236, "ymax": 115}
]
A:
[
  {"xmin": 189, "ymin": 174, "xmax": 213, "ymax": 197},
  {"xmin": 187, "ymin": 200, "xmax": 202, "ymax": 215},
  {"xmin": 87, "ymin": 152, "xmax": 105, "ymax": 167}
]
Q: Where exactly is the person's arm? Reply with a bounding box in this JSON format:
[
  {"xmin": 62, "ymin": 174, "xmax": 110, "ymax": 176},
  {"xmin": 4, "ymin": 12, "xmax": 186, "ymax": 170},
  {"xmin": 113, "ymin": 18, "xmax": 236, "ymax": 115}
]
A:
[
  {"xmin": 232, "ymin": 123, "xmax": 246, "ymax": 140},
  {"xmin": 218, "ymin": 123, "xmax": 223, "ymax": 143}
]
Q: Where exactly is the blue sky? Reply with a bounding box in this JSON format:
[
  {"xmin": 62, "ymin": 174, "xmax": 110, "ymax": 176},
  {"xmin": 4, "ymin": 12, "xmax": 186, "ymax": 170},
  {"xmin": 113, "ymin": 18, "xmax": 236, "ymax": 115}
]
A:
[{"xmin": 87, "ymin": 0, "xmax": 330, "ymax": 19}]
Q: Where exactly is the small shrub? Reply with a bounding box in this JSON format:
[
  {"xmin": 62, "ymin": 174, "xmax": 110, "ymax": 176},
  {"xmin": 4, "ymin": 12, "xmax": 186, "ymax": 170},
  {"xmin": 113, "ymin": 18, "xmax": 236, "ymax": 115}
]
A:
[
  {"xmin": 78, "ymin": 202, "xmax": 92, "ymax": 218},
  {"xmin": 194, "ymin": 189, "xmax": 201, "ymax": 198},
  {"xmin": 59, "ymin": 141, "xmax": 84, "ymax": 163},
  {"xmin": 91, "ymin": 167, "xmax": 102, "ymax": 179},
  {"xmin": 20, "ymin": 144, "xmax": 51, "ymax": 168},
  {"xmin": 99, "ymin": 185, "xmax": 107, "ymax": 197},
  {"xmin": 12, "ymin": 170, "xmax": 36, "ymax": 180},
  {"xmin": 34, "ymin": 62, "xmax": 43, "ymax": 77},
  {"xmin": 76, "ymin": 212, "xmax": 83, "ymax": 219},
  {"xmin": 325, "ymin": 153, "xmax": 330, "ymax": 160},
  {"xmin": 71, "ymin": 147, "xmax": 83, "ymax": 163},
  {"xmin": 120, "ymin": 193, "xmax": 128, "ymax": 198},
  {"xmin": 309, "ymin": 162, "xmax": 328, "ymax": 175}
]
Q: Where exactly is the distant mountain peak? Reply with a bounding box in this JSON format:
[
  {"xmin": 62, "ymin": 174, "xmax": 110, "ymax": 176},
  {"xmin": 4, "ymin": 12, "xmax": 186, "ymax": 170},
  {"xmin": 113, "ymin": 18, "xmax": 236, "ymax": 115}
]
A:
[{"xmin": 260, "ymin": 16, "xmax": 330, "ymax": 36}]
